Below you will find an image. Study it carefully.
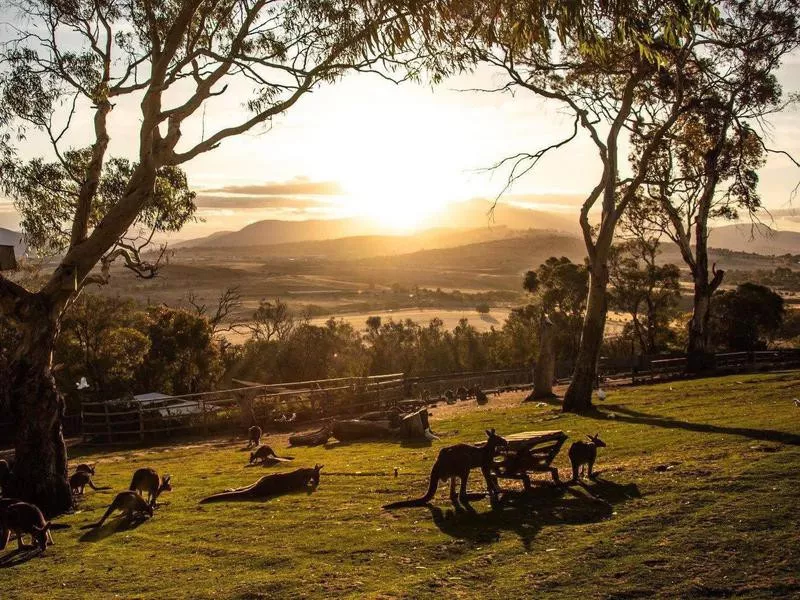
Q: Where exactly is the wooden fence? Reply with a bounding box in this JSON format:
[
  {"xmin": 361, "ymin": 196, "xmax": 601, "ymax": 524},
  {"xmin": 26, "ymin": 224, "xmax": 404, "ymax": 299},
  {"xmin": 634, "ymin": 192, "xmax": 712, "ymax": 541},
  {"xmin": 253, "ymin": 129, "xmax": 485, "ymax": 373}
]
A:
[{"xmin": 80, "ymin": 368, "xmax": 531, "ymax": 445}]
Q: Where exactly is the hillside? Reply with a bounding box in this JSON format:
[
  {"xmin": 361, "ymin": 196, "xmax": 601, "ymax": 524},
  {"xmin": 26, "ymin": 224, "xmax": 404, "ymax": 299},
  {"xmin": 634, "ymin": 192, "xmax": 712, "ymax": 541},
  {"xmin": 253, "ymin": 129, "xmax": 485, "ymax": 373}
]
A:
[
  {"xmin": 5, "ymin": 373, "xmax": 799, "ymax": 599},
  {"xmin": 709, "ymin": 223, "xmax": 800, "ymax": 255}
]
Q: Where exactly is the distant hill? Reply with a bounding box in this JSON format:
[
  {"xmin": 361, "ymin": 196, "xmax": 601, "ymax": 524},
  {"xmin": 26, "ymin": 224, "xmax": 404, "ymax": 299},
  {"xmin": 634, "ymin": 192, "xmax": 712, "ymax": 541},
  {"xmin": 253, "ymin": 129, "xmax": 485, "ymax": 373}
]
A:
[
  {"xmin": 179, "ymin": 198, "xmax": 580, "ymax": 249},
  {"xmin": 179, "ymin": 218, "xmax": 369, "ymax": 248},
  {"xmin": 709, "ymin": 223, "xmax": 800, "ymax": 255}
]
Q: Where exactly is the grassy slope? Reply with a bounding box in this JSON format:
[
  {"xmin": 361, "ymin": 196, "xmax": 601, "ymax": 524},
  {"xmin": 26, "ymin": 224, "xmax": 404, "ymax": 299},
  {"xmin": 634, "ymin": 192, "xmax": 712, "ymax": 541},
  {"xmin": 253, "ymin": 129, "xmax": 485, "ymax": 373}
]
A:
[{"xmin": 3, "ymin": 372, "xmax": 800, "ymax": 599}]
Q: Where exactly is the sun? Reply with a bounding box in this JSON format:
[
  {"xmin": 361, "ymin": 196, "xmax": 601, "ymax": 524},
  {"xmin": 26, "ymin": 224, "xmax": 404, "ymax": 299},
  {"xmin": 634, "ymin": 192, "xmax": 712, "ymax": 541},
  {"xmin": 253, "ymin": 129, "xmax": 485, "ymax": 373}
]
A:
[{"xmin": 340, "ymin": 172, "xmax": 451, "ymax": 232}]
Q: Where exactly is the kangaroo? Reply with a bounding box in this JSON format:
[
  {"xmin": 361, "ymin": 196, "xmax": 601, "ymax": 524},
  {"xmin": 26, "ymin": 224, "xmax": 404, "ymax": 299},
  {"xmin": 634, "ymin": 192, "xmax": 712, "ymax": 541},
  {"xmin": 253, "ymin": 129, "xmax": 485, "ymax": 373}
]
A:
[
  {"xmin": 129, "ymin": 468, "xmax": 172, "ymax": 507},
  {"xmin": 88, "ymin": 491, "xmax": 153, "ymax": 528},
  {"xmin": 200, "ymin": 465, "xmax": 322, "ymax": 503},
  {"xmin": 249, "ymin": 445, "xmax": 292, "ymax": 465},
  {"xmin": 456, "ymin": 386, "xmax": 469, "ymax": 401},
  {"xmin": 475, "ymin": 387, "xmax": 489, "ymax": 405},
  {"xmin": 247, "ymin": 425, "xmax": 262, "ymax": 448},
  {"xmin": 74, "ymin": 463, "xmax": 95, "ymax": 475},
  {"xmin": 1, "ymin": 501, "xmax": 53, "ymax": 552},
  {"xmin": 70, "ymin": 471, "xmax": 111, "ymax": 495},
  {"xmin": 444, "ymin": 389, "xmax": 456, "ymax": 405},
  {"xmin": 568, "ymin": 433, "xmax": 606, "ymax": 481},
  {"xmin": 383, "ymin": 429, "xmax": 508, "ymax": 509}
]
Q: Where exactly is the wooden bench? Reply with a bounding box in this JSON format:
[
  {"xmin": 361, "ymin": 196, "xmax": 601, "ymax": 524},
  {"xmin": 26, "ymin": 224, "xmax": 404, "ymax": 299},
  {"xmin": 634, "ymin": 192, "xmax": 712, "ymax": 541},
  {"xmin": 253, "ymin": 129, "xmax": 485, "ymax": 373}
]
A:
[{"xmin": 476, "ymin": 430, "xmax": 568, "ymax": 492}]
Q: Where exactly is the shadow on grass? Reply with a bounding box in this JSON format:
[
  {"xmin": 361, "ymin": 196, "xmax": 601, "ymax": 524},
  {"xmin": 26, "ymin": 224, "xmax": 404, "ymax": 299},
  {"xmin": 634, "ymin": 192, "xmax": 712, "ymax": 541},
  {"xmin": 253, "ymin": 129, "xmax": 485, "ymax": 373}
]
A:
[
  {"xmin": 79, "ymin": 515, "xmax": 149, "ymax": 543},
  {"xmin": 0, "ymin": 546, "xmax": 44, "ymax": 568},
  {"xmin": 590, "ymin": 404, "xmax": 800, "ymax": 446},
  {"xmin": 423, "ymin": 478, "xmax": 639, "ymax": 550},
  {"xmin": 321, "ymin": 438, "xmax": 433, "ymax": 450}
]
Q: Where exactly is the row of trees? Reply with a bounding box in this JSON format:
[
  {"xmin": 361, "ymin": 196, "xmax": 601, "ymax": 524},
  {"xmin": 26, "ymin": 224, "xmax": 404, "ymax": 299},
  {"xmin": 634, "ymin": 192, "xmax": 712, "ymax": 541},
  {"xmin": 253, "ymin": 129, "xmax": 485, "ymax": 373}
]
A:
[{"xmin": 1, "ymin": 0, "xmax": 798, "ymax": 513}]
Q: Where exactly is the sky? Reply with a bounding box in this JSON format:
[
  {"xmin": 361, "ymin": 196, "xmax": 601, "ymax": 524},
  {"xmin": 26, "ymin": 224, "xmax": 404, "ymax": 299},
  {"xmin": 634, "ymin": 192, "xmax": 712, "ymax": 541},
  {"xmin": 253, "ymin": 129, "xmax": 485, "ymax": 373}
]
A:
[{"xmin": 2, "ymin": 19, "xmax": 800, "ymax": 240}]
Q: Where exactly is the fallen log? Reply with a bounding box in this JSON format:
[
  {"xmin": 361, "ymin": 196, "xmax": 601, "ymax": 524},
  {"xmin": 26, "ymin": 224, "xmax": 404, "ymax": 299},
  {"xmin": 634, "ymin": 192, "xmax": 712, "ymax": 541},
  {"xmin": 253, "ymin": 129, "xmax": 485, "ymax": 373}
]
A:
[{"xmin": 288, "ymin": 426, "xmax": 331, "ymax": 447}]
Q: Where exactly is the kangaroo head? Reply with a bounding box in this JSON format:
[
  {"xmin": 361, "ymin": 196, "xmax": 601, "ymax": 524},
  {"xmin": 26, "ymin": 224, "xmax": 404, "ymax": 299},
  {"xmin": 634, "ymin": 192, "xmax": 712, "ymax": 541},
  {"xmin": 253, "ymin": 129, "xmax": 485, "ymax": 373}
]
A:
[
  {"xmin": 160, "ymin": 474, "xmax": 173, "ymax": 493},
  {"xmin": 486, "ymin": 428, "xmax": 508, "ymax": 449},
  {"xmin": 311, "ymin": 464, "xmax": 324, "ymax": 486},
  {"xmin": 587, "ymin": 433, "xmax": 606, "ymax": 448},
  {"xmin": 32, "ymin": 522, "xmax": 50, "ymax": 550}
]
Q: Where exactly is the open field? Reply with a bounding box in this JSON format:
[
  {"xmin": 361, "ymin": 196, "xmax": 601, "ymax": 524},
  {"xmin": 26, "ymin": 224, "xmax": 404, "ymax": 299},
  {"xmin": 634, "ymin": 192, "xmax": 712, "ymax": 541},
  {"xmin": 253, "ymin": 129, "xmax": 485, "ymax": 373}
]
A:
[{"xmin": 3, "ymin": 372, "xmax": 799, "ymax": 598}]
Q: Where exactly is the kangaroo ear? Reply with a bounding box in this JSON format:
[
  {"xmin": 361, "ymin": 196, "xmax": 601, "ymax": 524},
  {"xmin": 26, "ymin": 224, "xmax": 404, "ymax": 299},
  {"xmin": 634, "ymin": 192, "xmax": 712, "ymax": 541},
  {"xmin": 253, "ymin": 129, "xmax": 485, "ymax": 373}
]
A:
[
  {"xmin": 315, "ymin": 464, "xmax": 324, "ymax": 471},
  {"xmin": 164, "ymin": 474, "xmax": 171, "ymax": 482},
  {"xmin": 586, "ymin": 435, "xmax": 593, "ymax": 441}
]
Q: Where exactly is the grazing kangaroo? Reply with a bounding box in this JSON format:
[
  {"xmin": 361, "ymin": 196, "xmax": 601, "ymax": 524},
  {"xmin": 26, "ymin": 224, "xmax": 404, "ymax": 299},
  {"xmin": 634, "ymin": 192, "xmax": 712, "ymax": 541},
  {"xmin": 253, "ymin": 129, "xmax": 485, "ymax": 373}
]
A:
[
  {"xmin": 456, "ymin": 386, "xmax": 469, "ymax": 401},
  {"xmin": 88, "ymin": 491, "xmax": 153, "ymax": 528},
  {"xmin": 249, "ymin": 445, "xmax": 292, "ymax": 465},
  {"xmin": 247, "ymin": 425, "xmax": 262, "ymax": 448},
  {"xmin": 200, "ymin": 465, "xmax": 322, "ymax": 503},
  {"xmin": 1, "ymin": 501, "xmax": 53, "ymax": 552},
  {"xmin": 569, "ymin": 434, "xmax": 606, "ymax": 481},
  {"xmin": 383, "ymin": 429, "xmax": 508, "ymax": 509},
  {"xmin": 129, "ymin": 468, "xmax": 172, "ymax": 507},
  {"xmin": 74, "ymin": 463, "xmax": 95, "ymax": 475},
  {"xmin": 70, "ymin": 471, "xmax": 111, "ymax": 495},
  {"xmin": 444, "ymin": 389, "xmax": 456, "ymax": 405}
]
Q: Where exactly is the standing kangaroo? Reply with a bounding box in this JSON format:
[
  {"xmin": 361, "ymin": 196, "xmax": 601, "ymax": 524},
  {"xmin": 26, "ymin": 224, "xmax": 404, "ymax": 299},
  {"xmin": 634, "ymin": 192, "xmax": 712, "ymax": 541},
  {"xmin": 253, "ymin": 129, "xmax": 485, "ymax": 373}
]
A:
[
  {"xmin": 200, "ymin": 465, "xmax": 322, "ymax": 503},
  {"xmin": 88, "ymin": 491, "xmax": 154, "ymax": 528},
  {"xmin": 70, "ymin": 471, "xmax": 111, "ymax": 495},
  {"xmin": 129, "ymin": 468, "xmax": 172, "ymax": 507},
  {"xmin": 383, "ymin": 429, "xmax": 508, "ymax": 509},
  {"xmin": 74, "ymin": 463, "xmax": 95, "ymax": 475},
  {"xmin": 1, "ymin": 501, "xmax": 53, "ymax": 552},
  {"xmin": 568, "ymin": 434, "xmax": 606, "ymax": 481},
  {"xmin": 247, "ymin": 425, "xmax": 262, "ymax": 448}
]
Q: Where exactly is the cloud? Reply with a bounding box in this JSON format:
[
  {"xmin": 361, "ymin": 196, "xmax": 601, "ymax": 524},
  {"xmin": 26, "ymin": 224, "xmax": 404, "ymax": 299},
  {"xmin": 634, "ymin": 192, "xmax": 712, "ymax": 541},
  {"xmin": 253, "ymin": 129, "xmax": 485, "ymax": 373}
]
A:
[
  {"xmin": 194, "ymin": 194, "xmax": 333, "ymax": 210},
  {"xmin": 202, "ymin": 179, "xmax": 344, "ymax": 196}
]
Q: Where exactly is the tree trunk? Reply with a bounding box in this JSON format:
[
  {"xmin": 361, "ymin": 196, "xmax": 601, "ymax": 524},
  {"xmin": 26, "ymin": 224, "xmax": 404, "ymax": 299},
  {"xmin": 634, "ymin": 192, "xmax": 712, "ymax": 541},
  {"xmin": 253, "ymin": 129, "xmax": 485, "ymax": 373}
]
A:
[
  {"xmin": 563, "ymin": 263, "xmax": 609, "ymax": 413},
  {"xmin": 8, "ymin": 302, "xmax": 72, "ymax": 517},
  {"xmin": 532, "ymin": 314, "xmax": 556, "ymax": 398},
  {"xmin": 686, "ymin": 277, "xmax": 715, "ymax": 373}
]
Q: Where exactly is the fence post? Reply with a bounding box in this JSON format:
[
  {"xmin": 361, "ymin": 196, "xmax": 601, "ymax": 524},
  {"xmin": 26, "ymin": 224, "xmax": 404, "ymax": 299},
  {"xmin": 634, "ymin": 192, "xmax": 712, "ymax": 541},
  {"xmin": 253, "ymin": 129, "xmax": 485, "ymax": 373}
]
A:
[
  {"xmin": 138, "ymin": 404, "xmax": 145, "ymax": 442},
  {"xmin": 202, "ymin": 399, "xmax": 209, "ymax": 435},
  {"xmin": 103, "ymin": 402, "xmax": 112, "ymax": 444}
]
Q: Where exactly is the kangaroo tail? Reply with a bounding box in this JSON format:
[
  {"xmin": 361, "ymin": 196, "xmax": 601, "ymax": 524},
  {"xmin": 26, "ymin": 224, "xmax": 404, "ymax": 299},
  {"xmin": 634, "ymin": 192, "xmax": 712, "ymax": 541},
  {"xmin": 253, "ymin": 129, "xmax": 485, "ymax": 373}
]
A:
[
  {"xmin": 89, "ymin": 503, "xmax": 117, "ymax": 528},
  {"xmin": 199, "ymin": 490, "xmax": 252, "ymax": 504},
  {"xmin": 383, "ymin": 463, "xmax": 440, "ymax": 509}
]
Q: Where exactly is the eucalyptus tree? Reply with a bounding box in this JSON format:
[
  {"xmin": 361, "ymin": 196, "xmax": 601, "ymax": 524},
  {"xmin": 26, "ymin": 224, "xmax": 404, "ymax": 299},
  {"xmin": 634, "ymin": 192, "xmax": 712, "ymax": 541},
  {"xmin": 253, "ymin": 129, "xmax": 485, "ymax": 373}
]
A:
[
  {"xmin": 455, "ymin": 1, "xmax": 716, "ymax": 412},
  {"xmin": 630, "ymin": 0, "xmax": 800, "ymax": 372},
  {"xmin": 0, "ymin": 0, "xmax": 430, "ymax": 514}
]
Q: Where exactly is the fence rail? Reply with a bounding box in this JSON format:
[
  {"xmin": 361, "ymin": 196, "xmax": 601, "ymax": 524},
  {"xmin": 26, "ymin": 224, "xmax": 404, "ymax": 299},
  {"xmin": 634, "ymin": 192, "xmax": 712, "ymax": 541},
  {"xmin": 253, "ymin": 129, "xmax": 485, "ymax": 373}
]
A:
[{"xmin": 79, "ymin": 368, "xmax": 530, "ymax": 445}]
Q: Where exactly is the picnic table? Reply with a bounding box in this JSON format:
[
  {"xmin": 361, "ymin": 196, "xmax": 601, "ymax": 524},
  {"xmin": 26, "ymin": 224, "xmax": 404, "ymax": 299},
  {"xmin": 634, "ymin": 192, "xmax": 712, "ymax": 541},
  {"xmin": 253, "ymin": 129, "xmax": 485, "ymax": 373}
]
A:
[{"xmin": 476, "ymin": 430, "xmax": 568, "ymax": 491}]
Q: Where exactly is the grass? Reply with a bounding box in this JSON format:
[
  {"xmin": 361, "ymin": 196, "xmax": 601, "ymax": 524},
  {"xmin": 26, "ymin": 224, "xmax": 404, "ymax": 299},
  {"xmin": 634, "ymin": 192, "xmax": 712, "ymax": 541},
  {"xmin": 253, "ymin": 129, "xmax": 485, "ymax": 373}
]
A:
[{"xmin": 3, "ymin": 372, "xmax": 800, "ymax": 599}]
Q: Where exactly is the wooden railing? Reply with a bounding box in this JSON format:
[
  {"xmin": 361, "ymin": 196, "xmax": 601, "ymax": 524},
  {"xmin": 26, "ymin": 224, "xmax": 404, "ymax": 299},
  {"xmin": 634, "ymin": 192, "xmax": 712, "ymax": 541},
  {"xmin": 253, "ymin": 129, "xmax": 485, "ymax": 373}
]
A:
[{"xmin": 79, "ymin": 368, "xmax": 531, "ymax": 445}]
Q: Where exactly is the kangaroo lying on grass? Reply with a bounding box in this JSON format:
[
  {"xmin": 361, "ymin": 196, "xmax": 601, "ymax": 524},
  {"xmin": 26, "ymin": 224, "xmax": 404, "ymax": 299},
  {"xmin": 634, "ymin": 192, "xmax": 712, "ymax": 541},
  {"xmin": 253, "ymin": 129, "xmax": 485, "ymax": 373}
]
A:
[
  {"xmin": 129, "ymin": 468, "xmax": 172, "ymax": 507},
  {"xmin": 70, "ymin": 471, "xmax": 111, "ymax": 495},
  {"xmin": 568, "ymin": 434, "xmax": 606, "ymax": 481},
  {"xmin": 199, "ymin": 465, "xmax": 322, "ymax": 503},
  {"xmin": 87, "ymin": 491, "xmax": 153, "ymax": 528},
  {"xmin": 249, "ymin": 445, "xmax": 293, "ymax": 465},
  {"xmin": 383, "ymin": 429, "xmax": 508, "ymax": 509},
  {"xmin": 1, "ymin": 500, "xmax": 53, "ymax": 552},
  {"xmin": 247, "ymin": 425, "xmax": 262, "ymax": 448}
]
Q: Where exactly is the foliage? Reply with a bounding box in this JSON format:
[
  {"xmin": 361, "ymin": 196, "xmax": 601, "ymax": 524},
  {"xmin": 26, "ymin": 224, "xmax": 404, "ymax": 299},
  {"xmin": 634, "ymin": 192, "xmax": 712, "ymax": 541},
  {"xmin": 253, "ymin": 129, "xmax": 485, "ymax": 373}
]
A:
[
  {"xmin": 475, "ymin": 302, "xmax": 491, "ymax": 314},
  {"xmin": 710, "ymin": 283, "xmax": 785, "ymax": 351},
  {"xmin": 524, "ymin": 257, "xmax": 588, "ymax": 361},
  {"xmin": 608, "ymin": 239, "xmax": 681, "ymax": 354},
  {"xmin": 141, "ymin": 306, "xmax": 223, "ymax": 395}
]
